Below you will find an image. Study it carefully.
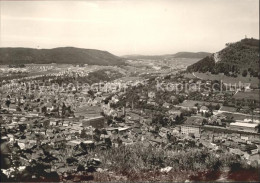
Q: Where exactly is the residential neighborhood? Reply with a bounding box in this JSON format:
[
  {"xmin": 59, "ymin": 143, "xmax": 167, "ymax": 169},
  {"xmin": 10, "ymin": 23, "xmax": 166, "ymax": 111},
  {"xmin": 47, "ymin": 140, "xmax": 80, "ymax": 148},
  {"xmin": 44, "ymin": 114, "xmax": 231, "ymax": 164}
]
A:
[
  {"xmin": 0, "ymin": 0, "xmax": 259, "ymax": 182},
  {"xmin": 1, "ymin": 64, "xmax": 260, "ymax": 181}
]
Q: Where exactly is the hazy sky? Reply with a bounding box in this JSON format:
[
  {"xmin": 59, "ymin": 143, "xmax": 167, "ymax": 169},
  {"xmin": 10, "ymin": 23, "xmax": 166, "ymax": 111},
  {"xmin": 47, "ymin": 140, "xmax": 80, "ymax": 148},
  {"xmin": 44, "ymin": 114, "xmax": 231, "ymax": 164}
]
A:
[{"xmin": 0, "ymin": 0, "xmax": 259, "ymax": 55}]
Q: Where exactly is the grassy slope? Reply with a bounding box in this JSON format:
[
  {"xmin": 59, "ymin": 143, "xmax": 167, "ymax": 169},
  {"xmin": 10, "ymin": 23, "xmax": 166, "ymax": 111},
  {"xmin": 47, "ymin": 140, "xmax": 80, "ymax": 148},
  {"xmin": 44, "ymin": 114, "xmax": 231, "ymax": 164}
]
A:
[{"xmin": 185, "ymin": 72, "xmax": 260, "ymax": 88}]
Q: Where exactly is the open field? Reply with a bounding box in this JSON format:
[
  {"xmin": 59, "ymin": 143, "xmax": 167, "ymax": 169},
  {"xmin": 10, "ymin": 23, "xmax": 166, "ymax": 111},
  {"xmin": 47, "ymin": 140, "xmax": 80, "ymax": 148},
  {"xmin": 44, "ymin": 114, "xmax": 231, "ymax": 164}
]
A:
[
  {"xmin": 177, "ymin": 100, "xmax": 221, "ymax": 108},
  {"xmin": 233, "ymin": 90, "xmax": 260, "ymax": 101}
]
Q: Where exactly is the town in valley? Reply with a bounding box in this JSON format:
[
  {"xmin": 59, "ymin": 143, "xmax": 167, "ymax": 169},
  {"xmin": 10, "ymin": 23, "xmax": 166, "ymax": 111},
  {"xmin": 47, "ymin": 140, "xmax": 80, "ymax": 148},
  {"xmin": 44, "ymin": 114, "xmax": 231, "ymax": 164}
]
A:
[
  {"xmin": 0, "ymin": 0, "xmax": 259, "ymax": 182},
  {"xmin": 1, "ymin": 38, "xmax": 260, "ymax": 182}
]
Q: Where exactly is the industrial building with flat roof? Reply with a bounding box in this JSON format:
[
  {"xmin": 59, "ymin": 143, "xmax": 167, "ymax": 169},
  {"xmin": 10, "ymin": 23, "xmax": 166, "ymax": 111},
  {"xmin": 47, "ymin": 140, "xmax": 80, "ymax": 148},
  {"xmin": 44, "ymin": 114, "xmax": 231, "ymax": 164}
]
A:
[{"xmin": 229, "ymin": 122, "xmax": 259, "ymax": 133}]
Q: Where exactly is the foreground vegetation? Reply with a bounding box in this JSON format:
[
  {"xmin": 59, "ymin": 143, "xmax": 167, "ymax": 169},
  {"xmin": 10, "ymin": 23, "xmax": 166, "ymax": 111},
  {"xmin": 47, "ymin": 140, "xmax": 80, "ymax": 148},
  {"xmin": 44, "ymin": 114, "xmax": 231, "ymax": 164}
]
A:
[{"xmin": 89, "ymin": 143, "xmax": 260, "ymax": 182}]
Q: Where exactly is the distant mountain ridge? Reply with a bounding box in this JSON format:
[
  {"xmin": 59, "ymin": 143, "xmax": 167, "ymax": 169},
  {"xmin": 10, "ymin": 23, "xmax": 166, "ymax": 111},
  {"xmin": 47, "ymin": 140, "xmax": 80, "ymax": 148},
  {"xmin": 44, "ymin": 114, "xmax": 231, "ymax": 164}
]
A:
[
  {"xmin": 123, "ymin": 52, "xmax": 211, "ymax": 60},
  {"xmin": 173, "ymin": 52, "xmax": 211, "ymax": 58},
  {"xmin": 187, "ymin": 38, "xmax": 259, "ymax": 76},
  {"xmin": 0, "ymin": 47, "xmax": 125, "ymax": 66}
]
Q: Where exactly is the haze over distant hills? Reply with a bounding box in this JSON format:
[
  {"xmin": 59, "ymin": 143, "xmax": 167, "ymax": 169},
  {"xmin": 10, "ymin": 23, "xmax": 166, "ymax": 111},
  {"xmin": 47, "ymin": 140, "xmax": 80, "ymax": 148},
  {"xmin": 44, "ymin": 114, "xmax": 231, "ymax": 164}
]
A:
[
  {"xmin": 0, "ymin": 47, "xmax": 125, "ymax": 66},
  {"xmin": 123, "ymin": 52, "xmax": 211, "ymax": 60},
  {"xmin": 187, "ymin": 38, "xmax": 259, "ymax": 76}
]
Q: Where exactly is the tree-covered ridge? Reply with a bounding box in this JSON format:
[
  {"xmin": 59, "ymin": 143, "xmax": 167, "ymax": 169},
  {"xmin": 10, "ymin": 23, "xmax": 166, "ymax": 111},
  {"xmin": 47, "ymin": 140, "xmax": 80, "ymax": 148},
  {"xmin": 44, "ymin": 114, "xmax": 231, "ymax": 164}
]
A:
[
  {"xmin": 186, "ymin": 56, "xmax": 215, "ymax": 73},
  {"xmin": 187, "ymin": 38, "xmax": 259, "ymax": 77},
  {"xmin": 0, "ymin": 47, "xmax": 125, "ymax": 66}
]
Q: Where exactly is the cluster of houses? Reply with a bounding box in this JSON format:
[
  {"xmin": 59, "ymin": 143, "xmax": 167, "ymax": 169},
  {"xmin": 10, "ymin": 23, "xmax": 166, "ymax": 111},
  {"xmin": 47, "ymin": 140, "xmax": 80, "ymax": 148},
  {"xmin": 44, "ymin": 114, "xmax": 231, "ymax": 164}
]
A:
[{"xmin": 1, "ymin": 66, "xmax": 260, "ymax": 181}]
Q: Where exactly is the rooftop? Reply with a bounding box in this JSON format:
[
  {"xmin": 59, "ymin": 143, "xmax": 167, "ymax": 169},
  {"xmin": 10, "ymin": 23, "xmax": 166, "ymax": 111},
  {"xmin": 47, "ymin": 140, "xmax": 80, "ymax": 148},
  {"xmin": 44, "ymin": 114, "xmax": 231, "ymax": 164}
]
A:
[{"xmin": 230, "ymin": 122, "xmax": 258, "ymax": 128}]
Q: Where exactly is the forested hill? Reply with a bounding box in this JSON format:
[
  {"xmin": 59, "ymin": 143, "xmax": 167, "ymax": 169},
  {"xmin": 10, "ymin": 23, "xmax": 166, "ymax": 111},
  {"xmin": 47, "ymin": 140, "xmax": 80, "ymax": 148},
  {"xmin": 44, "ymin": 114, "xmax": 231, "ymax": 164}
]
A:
[
  {"xmin": 186, "ymin": 38, "xmax": 259, "ymax": 76},
  {"xmin": 173, "ymin": 52, "xmax": 211, "ymax": 58},
  {"xmin": 0, "ymin": 47, "xmax": 125, "ymax": 66}
]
